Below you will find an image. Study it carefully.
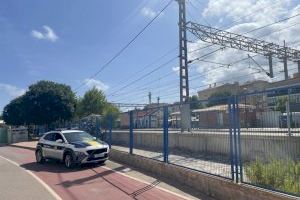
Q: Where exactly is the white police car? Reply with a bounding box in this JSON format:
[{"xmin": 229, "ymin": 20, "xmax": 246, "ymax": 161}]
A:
[{"xmin": 35, "ymin": 130, "xmax": 109, "ymax": 168}]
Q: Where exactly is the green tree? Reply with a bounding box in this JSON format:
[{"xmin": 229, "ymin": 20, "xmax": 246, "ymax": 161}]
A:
[
  {"xmin": 207, "ymin": 91, "xmax": 232, "ymax": 107},
  {"xmin": 2, "ymin": 96, "xmax": 26, "ymax": 125},
  {"xmin": 101, "ymin": 103, "xmax": 120, "ymax": 130},
  {"xmin": 77, "ymin": 87, "xmax": 107, "ymax": 117},
  {"xmin": 275, "ymin": 96, "xmax": 288, "ymax": 113},
  {"xmin": 3, "ymin": 80, "xmax": 76, "ymax": 125},
  {"xmin": 189, "ymin": 95, "xmax": 204, "ymax": 110}
]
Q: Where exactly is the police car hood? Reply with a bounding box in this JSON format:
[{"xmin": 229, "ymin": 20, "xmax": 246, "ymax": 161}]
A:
[{"xmin": 70, "ymin": 140, "xmax": 108, "ymax": 149}]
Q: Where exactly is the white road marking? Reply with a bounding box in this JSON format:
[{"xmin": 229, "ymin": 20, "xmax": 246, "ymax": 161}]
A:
[{"xmin": 102, "ymin": 165, "xmax": 193, "ymax": 200}]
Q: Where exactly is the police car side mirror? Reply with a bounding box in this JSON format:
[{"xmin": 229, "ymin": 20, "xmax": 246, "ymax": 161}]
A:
[{"xmin": 56, "ymin": 139, "xmax": 63, "ymax": 143}]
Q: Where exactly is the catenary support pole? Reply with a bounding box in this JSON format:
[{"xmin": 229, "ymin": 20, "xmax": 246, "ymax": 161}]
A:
[
  {"xmin": 129, "ymin": 111, "xmax": 133, "ymax": 154},
  {"xmin": 109, "ymin": 114, "xmax": 112, "ymax": 149},
  {"xmin": 163, "ymin": 106, "xmax": 169, "ymax": 163},
  {"xmin": 283, "ymin": 41, "xmax": 288, "ymax": 80},
  {"xmin": 268, "ymin": 54, "xmax": 274, "ymax": 78},
  {"xmin": 177, "ymin": 0, "xmax": 191, "ymax": 132}
]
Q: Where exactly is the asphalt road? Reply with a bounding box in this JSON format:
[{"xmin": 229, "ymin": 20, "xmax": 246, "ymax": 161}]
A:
[
  {"xmin": 0, "ymin": 145, "xmax": 193, "ymax": 200},
  {"xmin": 0, "ymin": 156, "xmax": 57, "ymax": 200}
]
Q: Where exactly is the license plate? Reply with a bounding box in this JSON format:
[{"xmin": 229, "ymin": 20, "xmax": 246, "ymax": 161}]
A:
[{"xmin": 94, "ymin": 154, "xmax": 103, "ymax": 158}]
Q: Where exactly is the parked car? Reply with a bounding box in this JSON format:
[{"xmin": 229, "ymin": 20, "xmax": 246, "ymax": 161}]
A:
[{"xmin": 35, "ymin": 130, "xmax": 109, "ymax": 168}]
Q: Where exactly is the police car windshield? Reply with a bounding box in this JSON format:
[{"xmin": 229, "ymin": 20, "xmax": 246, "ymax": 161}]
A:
[{"xmin": 63, "ymin": 131, "xmax": 94, "ymax": 143}]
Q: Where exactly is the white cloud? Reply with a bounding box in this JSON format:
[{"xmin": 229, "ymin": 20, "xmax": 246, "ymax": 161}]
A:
[
  {"xmin": 0, "ymin": 84, "xmax": 25, "ymax": 98},
  {"xmin": 172, "ymin": 66, "xmax": 179, "ymax": 72},
  {"xmin": 31, "ymin": 25, "xmax": 58, "ymax": 42},
  {"xmin": 84, "ymin": 79, "xmax": 109, "ymax": 91},
  {"xmin": 187, "ymin": 0, "xmax": 300, "ymax": 90},
  {"xmin": 141, "ymin": 7, "xmax": 157, "ymax": 18}
]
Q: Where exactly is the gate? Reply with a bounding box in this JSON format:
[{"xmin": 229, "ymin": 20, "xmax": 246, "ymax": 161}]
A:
[{"xmin": 0, "ymin": 128, "xmax": 8, "ymax": 144}]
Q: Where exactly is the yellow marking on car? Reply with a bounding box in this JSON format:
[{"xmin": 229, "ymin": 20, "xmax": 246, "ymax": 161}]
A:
[{"xmin": 86, "ymin": 141, "xmax": 101, "ymax": 147}]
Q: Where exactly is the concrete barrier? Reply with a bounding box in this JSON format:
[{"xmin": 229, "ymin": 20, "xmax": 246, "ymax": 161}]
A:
[
  {"xmin": 111, "ymin": 130, "xmax": 300, "ymax": 161},
  {"xmin": 109, "ymin": 149, "xmax": 297, "ymax": 200}
]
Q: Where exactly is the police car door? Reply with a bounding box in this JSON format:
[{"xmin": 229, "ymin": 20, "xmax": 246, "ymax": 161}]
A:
[
  {"xmin": 53, "ymin": 133, "xmax": 65, "ymax": 160},
  {"xmin": 42, "ymin": 132, "xmax": 56, "ymax": 158}
]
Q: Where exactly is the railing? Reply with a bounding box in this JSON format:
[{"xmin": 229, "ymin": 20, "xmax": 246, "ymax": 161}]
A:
[{"xmin": 103, "ymin": 84, "xmax": 300, "ymax": 197}]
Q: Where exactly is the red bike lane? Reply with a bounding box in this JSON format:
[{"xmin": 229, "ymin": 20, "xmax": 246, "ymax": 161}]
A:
[{"xmin": 0, "ymin": 146, "xmax": 187, "ymax": 200}]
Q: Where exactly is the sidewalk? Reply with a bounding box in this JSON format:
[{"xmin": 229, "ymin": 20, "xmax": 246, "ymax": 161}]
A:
[
  {"xmin": 10, "ymin": 141, "xmax": 37, "ymax": 150},
  {"xmin": 0, "ymin": 156, "xmax": 58, "ymax": 200}
]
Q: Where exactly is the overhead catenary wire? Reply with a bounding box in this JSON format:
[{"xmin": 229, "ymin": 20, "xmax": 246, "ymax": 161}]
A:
[
  {"xmin": 112, "ymin": 52, "xmax": 292, "ymax": 103},
  {"xmin": 108, "ymin": 46, "xmax": 178, "ymax": 91},
  {"xmin": 74, "ymin": 0, "xmax": 174, "ymax": 92},
  {"xmin": 107, "ymin": 55, "xmax": 178, "ymax": 97},
  {"xmin": 152, "ymin": 66, "xmax": 299, "ymax": 102},
  {"xmin": 109, "ymin": 2, "xmax": 290, "ymax": 101},
  {"xmin": 109, "ymin": 48, "xmax": 229, "ymax": 98},
  {"xmin": 111, "ymin": 3, "xmax": 300, "ymax": 104},
  {"xmin": 111, "ymin": 54, "xmax": 263, "ymax": 102}
]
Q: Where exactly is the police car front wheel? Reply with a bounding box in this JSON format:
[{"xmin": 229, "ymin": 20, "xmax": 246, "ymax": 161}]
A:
[
  {"xmin": 36, "ymin": 149, "xmax": 45, "ymax": 164},
  {"xmin": 64, "ymin": 153, "xmax": 74, "ymax": 168}
]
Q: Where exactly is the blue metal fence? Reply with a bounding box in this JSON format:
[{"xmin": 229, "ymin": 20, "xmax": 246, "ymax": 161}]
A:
[{"xmin": 106, "ymin": 84, "xmax": 300, "ymax": 197}]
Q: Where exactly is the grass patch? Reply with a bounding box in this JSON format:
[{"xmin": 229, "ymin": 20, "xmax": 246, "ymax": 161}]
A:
[{"xmin": 245, "ymin": 159, "xmax": 300, "ymax": 195}]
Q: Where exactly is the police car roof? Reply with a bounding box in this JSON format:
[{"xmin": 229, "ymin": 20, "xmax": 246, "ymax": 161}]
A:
[{"xmin": 60, "ymin": 129, "xmax": 84, "ymax": 133}]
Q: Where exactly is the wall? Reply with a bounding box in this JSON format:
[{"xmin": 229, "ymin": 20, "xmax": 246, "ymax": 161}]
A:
[
  {"xmin": 8, "ymin": 127, "xmax": 28, "ymax": 144},
  {"xmin": 111, "ymin": 130, "xmax": 300, "ymax": 161},
  {"xmin": 109, "ymin": 150, "xmax": 295, "ymax": 200},
  {"xmin": 257, "ymin": 111, "xmax": 281, "ymax": 127}
]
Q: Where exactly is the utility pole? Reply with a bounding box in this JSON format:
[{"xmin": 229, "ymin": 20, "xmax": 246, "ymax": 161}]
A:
[
  {"xmin": 148, "ymin": 92, "xmax": 152, "ymax": 104},
  {"xmin": 177, "ymin": 0, "xmax": 191, "ymax": 132},
  {"xmin": 283, "ymin": 40, "xmax": 288, "ymax": 80},
  {"xmin": 268, "ymin": 54, "xmax": 274, "ymax": 78}
]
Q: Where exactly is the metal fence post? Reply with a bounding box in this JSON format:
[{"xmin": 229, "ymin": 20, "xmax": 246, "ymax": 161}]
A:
[
  {"xmin": 163, "ymin": 106, "xmax": 169, "ymax": 163},
  {"xmin": 235, "ymin": 96, "xmax": 243, "ymax": 182},
  {"xmin": 232, "ymin": 97, "xmax": 239, "ymax": 183},
  {"xmin": 287, "ymin": 88, "xmax": 292, "ymax": 136},
  {"xmin": 108, "ymin": 114, "xmax": 112, "ymax": 149},
  {"xmin": 129, "ymin": 111, "xmax": 133, "ymax": 154},
  {"xmin": 96, "ymin": 116, "xmax": 101, "ymax": 139},
  {"xmin": 228, "ymin": 97, "xmax": 235, "ymax": 181}
]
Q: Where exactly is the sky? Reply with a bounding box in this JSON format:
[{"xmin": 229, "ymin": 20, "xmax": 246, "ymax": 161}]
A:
[{"xmin": 1, "ymin": 0, "xmax": 300, "ymax": 112}]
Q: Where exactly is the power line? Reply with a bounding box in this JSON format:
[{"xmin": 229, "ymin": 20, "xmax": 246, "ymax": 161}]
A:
[
  {"xmin": 111, "ymin": 54, "xmax": 261, "ymax": 101},
  {"xmin": 115, "ymin": 54, "xmax": 288, "ymax": 102},
  {"xmin": 156, "ymin": 65, "xmax": 300, "ymax": 101},
  {"xmin": 109, "ymin": 48, "xmax": 228, "ymax": 98},
  {"xmin": 188, "ymin": 47, "xmax": 225, "ymax": 63},
  {"xmin": 242, "ymin": 12, "xmax": 300, "ymax": 35},
  {"xmin": 108, "ymin": 46, "xmax": 178, "ymax": 91},
  {"xmin": 112, "ymin": 0, "xmax": 292, "ymax": 98},
  {"xmin": 111, "ymin": 3, "xmax": 300, "ymax": 104},
  {"xmin": 107, "ymin": 55, "xmax": 178, "ymax": 97},
  {"xmin": 74, "ymin": 0, "xmax": 174, "ymax": 92}
]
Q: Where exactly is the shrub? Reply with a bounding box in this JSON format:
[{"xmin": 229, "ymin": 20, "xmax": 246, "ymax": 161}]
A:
[{"xmin": 245, "ymin": 159, "xmax": 300, "ymax": 195}]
